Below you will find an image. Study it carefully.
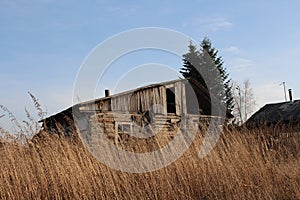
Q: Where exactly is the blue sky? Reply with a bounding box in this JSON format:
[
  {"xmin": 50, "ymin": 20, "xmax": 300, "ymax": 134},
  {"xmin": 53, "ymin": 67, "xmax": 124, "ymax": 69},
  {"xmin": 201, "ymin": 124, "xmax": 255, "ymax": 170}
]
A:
[{"xmin": 1, "ymin": 0, "xmax": 300, "ymax": 129}]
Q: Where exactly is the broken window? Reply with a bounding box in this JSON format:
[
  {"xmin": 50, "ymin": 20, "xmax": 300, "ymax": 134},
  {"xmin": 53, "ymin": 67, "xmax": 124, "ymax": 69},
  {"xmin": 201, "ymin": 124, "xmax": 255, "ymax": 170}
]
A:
[
  {"xmin": 117, "ymin": 123, "xmax": 132, "ymax": 134},
  {"xmin": 116, "ymin": 123, "xmax": 132, "ymax": 142}
]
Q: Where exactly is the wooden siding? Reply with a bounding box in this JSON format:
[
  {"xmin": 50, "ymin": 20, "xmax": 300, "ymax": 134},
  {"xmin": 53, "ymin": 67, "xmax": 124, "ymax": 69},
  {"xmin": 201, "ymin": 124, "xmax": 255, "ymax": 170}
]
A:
[{"xmin": 109, "ymin": 82, "xmax": 186, "ymax": 115}]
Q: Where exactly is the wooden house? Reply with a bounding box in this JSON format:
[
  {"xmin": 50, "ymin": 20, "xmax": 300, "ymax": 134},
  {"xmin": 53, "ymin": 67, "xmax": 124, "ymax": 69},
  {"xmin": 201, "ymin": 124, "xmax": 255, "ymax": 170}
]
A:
[
  {"xmin": 246, "ymin": 99, "xmax": 300, "ymax": 129},
  {"xmin": 42, "ymin": 79, "xmax": 228, "ymax": 143}
]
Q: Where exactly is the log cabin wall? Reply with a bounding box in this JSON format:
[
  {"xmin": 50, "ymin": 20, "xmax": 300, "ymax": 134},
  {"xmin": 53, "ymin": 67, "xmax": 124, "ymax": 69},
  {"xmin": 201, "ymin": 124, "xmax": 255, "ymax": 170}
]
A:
[{"xmin": 83, "ymin": 80, "xmax": 188, "ymax": 145}]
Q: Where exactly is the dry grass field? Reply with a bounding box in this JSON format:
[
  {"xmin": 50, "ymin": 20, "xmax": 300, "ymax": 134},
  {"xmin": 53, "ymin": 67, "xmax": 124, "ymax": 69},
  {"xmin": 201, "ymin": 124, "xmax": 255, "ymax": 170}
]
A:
[{"xmin": 0, "ymin": 122, "xmax": 299, "ymax": 199}]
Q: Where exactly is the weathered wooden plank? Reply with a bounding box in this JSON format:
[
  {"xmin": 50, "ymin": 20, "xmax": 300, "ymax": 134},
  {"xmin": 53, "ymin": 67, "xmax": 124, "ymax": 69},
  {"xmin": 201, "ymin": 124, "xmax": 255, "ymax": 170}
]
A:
[
  {"xmin": 161, "ymin": 86, "xmax": 167, "ymax": 114},
  {"xmin": 181, "ymin": 82, "xmax": 187, "ymax": 114},
  {"xmin": 175, "ymin": 82, "xmax": 181, "ymax": 115}
]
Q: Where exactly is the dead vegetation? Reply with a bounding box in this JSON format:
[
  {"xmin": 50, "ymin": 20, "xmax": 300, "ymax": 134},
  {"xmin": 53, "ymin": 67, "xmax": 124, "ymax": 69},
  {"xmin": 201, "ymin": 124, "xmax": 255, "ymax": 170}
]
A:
[
  {"xmin": 0, "ymin": 93, "xmax": 299, "ymax": 199},
  {"xmin": 0, "ymin": 124, "xmax": 299, "ymax": 199}
]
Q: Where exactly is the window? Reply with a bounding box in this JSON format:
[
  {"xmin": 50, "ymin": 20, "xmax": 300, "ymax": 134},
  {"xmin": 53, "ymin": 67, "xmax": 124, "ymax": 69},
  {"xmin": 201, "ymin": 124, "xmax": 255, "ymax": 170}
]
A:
[{"xmin": 117, "ymin": 123, "xmax": 132, "ymax": 134}]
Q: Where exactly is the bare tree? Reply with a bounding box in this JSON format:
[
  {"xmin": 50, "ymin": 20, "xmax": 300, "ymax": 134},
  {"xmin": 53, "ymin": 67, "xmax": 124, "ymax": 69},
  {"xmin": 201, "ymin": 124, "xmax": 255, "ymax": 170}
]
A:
[{"xmin": 232, "ymin": 79, "xmax": 256, "ymax": 125}]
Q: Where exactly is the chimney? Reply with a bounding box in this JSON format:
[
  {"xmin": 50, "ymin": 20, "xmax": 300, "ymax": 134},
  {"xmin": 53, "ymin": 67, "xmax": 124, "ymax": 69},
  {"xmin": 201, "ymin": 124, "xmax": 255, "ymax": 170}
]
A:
[
  {"xmin": 105, "ymin": 89, "xmax": 110, "ymax": 97},
  {"xmin": 288, "ymin": 89, "xmax": 293, "ymax": 102}
]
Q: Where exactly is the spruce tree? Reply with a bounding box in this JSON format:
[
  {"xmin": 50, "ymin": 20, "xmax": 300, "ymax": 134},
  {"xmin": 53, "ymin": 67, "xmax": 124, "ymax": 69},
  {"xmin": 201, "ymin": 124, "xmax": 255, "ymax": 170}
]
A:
[{"xmin": 180, "ymin": 38, "xmax": 234, "ymax": 116}]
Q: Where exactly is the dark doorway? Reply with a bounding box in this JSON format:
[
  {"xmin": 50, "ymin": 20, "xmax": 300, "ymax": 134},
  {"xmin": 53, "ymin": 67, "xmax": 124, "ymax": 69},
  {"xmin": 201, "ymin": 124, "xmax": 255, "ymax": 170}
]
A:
[
  {"xmin": 185, "ymin": 83, "xmax": 211, "ymax": 115},
  {"xmin": 185, "ymin": 84, "xmax": 199, "ymax": 114},
  {"xmin": 166, "ymin": 87, "xmax": 176, "ymax": 113}
]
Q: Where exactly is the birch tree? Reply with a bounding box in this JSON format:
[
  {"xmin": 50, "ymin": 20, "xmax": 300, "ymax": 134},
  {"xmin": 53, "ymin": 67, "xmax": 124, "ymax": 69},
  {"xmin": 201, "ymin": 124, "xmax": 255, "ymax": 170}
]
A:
[{"xmin": 232, "ymin": 79, "xmax": 256, "ymax": 125}]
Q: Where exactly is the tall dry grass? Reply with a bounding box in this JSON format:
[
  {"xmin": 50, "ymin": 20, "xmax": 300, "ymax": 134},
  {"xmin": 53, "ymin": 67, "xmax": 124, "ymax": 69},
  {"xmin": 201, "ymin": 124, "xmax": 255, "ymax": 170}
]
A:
[{"xmin": 0, "ymin": 124, "xmax": 299, "ymax": 199}]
